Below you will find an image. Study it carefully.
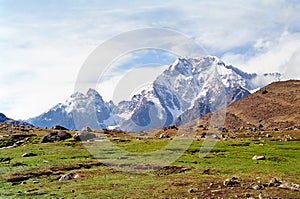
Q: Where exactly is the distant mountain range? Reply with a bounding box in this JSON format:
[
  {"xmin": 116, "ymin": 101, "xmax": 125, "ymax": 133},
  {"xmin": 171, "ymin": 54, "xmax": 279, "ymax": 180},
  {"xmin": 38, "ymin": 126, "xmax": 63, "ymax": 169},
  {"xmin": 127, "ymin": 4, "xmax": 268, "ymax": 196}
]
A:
[
  {"xmin": 0, "ymin": 113, "xmax": 33, "ymax": 127},
  {"xmin": 198, "ymin": 80, "xmax": 300, "ymax": 130},
  {"xmin": 27, "ymin": 56, "xmax": 282, "ymax": 131}
]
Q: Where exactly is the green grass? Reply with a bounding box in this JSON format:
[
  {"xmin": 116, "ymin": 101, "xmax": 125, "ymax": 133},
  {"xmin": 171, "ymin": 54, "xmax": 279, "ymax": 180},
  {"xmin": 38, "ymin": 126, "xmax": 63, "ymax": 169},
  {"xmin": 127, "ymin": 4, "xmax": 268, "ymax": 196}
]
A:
[{"xmin": 0, "ymin": 135, "xmax": 299, "ymax": 198}]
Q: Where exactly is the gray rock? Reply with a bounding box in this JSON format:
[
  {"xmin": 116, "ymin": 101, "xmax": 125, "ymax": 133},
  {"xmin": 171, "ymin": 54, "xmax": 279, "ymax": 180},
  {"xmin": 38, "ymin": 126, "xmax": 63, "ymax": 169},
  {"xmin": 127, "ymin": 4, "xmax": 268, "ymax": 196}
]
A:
[
  {"xmin": 74, "ymin": 131, "xmax": 96, "ymax": 141},
  {"xmin": 279, "ymin": 182, "xmax": 300, "ymax": 191},
  {"xmin": 252, "ymin": 185, "xmax": 264, "ymax": 190}
]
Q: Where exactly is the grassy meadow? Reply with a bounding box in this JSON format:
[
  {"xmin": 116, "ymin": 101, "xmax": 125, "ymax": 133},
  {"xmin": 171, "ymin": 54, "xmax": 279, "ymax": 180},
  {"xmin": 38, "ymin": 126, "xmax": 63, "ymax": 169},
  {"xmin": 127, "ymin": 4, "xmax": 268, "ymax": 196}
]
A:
[{"xmin": 0, "ymin": 126, "xmax": 299, "ymax": 198}]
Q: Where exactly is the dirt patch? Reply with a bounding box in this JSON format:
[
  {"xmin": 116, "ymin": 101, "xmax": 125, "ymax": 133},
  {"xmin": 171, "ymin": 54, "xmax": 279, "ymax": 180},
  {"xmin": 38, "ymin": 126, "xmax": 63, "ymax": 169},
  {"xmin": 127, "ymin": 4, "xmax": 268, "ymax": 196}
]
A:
[
  {"xmin": 3, "ymin": 161, "xmax": 105, "ymax": 183},
  {"xmin": 155, "ymin": 165, "xmax": 192, "ymax": 176}
]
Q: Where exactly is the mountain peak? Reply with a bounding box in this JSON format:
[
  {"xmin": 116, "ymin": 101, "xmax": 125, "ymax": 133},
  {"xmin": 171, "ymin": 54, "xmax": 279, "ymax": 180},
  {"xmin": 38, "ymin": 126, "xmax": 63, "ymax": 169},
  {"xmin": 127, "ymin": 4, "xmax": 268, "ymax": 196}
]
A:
[
  {"xmin": 87, "ymin": 88, "xmax": 98, "ymax": 96},
  {"xmin": 0, "ymin": 113, "xmax": 8, "ymax": 122}
]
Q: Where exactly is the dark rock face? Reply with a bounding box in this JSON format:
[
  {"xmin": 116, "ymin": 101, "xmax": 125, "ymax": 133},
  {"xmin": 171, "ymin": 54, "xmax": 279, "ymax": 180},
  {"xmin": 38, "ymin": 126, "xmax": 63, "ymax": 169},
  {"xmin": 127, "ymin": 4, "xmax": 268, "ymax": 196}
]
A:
[
  {"xmin": 74, "ymin": 131, "xmax": 96, "ymax": 141},
  {"xmin": 226, "ymin": 86, "xmax": 250, "ymax": 105},
  {"xmin": 42, "ymin": 131, "xmax": 72, "ymax": 143},
  {"xmin": 0, "ymin": 113, "xmax": 8, "ymax": 122}
]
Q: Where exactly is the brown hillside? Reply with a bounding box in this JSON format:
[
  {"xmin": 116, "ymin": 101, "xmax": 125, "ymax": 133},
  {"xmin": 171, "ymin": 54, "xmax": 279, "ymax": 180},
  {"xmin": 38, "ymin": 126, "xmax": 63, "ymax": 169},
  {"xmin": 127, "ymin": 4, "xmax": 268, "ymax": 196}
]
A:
[{"xmin": 198, "ymin": 80, "xmax": 300, "ymax": 130}]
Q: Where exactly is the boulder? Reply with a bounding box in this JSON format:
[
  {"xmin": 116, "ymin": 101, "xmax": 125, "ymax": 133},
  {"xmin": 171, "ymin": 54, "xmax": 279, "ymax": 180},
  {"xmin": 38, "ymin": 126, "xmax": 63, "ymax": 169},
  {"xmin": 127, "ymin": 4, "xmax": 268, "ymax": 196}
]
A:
[
  {"xmin": 74, "ymin": 131, "xmax": 96, "ymax": 141},
  {"xmin": 42, "ymin": 131, "xmax": 72, "ymax": 143}
]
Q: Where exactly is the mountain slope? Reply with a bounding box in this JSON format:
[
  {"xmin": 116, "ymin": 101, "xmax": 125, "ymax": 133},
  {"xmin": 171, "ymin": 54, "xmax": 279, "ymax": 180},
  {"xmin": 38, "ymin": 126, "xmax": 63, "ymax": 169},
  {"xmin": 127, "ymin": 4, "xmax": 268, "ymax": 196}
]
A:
[{"xmin": 198, "ymin": 80, "xmax": 300, "ymax": 130}]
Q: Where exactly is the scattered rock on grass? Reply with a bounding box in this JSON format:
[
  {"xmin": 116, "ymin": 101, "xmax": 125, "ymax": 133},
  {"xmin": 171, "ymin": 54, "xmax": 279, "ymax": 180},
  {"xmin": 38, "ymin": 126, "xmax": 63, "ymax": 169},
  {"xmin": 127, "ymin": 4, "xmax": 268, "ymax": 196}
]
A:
[
  {"xmin": 223, "ymin": 177, "xmax": 241, "ymax": 187},
  {"xmin": 188, "ymin": 188, "xmax": 197, "ymax": 193},
  {"xmin": 159, "ymin": 133, "xmax": 169, "ymax": 138},
  {"xmin": 252, "ymin": 155, "xmax": 265, "ymax": 160},
  {"xmin": 252, "ymin": 184, "xmax": 264, "ymax": 190},
  {"xmin": 268, "ymin": 178, "xmax": 282, "ymax": 187},
  {"xmin": 279, "ymin": 182, "xmax": 300, "ymax": 191},
  {"xmin": 22, "ymin": 152, "xmax": 37, "ymax": 157},
  {"xmin": 59, "ymin": 172, "xmax": 79, "ymax": 181}
]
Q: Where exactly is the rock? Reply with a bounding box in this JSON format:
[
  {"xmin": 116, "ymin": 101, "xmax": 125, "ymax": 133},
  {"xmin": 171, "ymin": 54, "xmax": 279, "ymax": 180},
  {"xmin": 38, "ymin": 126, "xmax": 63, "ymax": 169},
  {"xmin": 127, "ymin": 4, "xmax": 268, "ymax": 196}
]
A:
[
  {"xmin": 59, "ymin": 172, "xmax": 79, "ymax": 181},
  {"xmin": 22, "ymin": 152, "xmax": 37, "ymax": 157},
  {"xmin": 118, "ymin": 156, "xmax": 128, "ymax": 159},
  {"xmin": 42, "ymin": 131, "xmax": 72, "ymax": 143},
  {"xmin": 252, "ymin": 185, "xmax": 264, "ymax": 190},
  {"xmin": 252, "ymin": 155, "xmax": 265, "ymax": 160},
  {"xmin": 159, "ymin": 133, "xmax": 169, "ymax": 138},
  {"xmin": 13, "ymin": 162, "xmax": 27, "ymax": 166},
  {"xmin": 268, "ymin": 178, "xmax": 282, "ymax": 187},
  {"xmin": 74, "ymin": 131, "xmax": 96, "ymax": 141},
  {"xmin": 81, "ymin": 126, "xmax": 92, "ymax": 132},
  {"xmin": 202, "ymin": 169, "xmax": 210, "ymax": 174},
  {"xmin": 265, "ymin": 134, "xmax": 272, "ymax": 138},
  {"xmin": 51, "ymin": 125, "xmax": 69, "ymax": 130},
  {"xmin": 0, "ymin": 157, "xmax": 11, "ymax": 162},
  {"xmin": 223, "ymin": 177, "xmax": 241, "ymax": 187},
  {"xmin": 33, "ymin": 180, "xmax": 39, "ymax": 184},
  {"xmin": 188, "ymin": 188, "xmax": 197, "ymax": 193},
  {"xmin": 279, "ymin": 182, "xmax": 300, "ymax": 191}
]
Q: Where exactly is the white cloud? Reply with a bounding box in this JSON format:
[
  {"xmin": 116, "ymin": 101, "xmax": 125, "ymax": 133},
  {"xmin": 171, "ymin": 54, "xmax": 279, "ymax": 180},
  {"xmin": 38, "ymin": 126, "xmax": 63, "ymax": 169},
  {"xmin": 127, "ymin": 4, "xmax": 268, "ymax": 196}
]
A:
[
  {"xmin": 222, "ymin": 31, "xmax": 300, "ymax": 75},
  {"xmin": 97, "ymin": 65, "xmax": 168, "ymax": 103}
]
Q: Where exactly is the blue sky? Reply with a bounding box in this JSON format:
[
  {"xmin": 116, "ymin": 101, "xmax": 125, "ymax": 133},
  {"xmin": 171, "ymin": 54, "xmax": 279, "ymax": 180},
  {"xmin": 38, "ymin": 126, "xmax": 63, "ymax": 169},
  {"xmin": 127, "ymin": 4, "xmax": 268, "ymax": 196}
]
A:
[{"xmin": 0, "ymin": 0, "xmax": 300, "ymax": 119}]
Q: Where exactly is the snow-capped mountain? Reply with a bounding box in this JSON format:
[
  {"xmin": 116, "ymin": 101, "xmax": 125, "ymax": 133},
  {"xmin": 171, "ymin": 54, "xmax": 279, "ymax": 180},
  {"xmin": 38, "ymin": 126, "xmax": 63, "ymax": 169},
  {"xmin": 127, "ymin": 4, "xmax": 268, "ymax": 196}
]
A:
[
  {"xmin": 28, "ymin": 56, "xmax": 281, "ymax": 130},
  {"xmin": 28, "ymin": 89, "xmax": 115, "ymax": 129},
  {"xmin": 114, "ymin": 56, "xmax": 281, "ymax": 130}
]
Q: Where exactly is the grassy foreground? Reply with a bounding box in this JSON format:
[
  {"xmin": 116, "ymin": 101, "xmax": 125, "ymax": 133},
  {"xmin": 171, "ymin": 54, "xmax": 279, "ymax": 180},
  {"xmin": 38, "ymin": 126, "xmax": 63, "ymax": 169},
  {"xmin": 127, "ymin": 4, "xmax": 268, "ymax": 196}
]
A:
[{"xmin": 0, "ymin": 127, "xmax": 299, "ymax": 198}]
